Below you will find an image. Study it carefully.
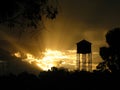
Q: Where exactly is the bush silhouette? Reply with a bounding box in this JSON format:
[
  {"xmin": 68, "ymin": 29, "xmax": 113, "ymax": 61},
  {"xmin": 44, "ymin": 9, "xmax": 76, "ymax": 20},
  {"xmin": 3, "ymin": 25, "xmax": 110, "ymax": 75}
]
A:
[{"xmin": 97, "ymin": 27, "xmax": 120, "ymax": 73}]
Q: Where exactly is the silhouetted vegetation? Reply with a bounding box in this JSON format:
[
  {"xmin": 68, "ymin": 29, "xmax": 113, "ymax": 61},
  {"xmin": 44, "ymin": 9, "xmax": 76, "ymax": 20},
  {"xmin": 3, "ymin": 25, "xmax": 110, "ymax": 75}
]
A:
[
  {"xmin": 97, "ymin": 27, "xmax": 120, "ymax": 73},
  {"xmin": 0, "ymin": 0, "xmax": 58, "ymax": 28},
  {"xmin": 0, "ymin": 67, "xmax": 119, "ymax": 89}
]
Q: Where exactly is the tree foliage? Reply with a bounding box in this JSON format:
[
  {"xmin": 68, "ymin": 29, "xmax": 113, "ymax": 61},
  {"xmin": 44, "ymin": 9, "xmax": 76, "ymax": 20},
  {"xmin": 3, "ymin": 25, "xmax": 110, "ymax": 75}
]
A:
[
  {"xmin": 97, "ymin": 28, "xmax": 120, "ymax": 73},
  {"xmin": 0, "ymin": 0, "xmax": 58, "ymax": 28}
]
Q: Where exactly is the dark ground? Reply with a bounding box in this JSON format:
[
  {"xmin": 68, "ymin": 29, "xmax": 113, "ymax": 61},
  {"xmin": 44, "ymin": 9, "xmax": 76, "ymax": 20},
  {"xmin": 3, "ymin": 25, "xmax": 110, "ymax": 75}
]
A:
[{"xmin": 0, "ymin": 68, "xmax": 119, "ymax": 90}]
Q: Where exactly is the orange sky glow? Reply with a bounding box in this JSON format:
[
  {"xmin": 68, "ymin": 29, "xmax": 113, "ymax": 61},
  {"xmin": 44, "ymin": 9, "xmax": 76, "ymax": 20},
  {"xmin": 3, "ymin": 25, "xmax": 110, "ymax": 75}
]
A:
[{"xmin": 14, "ymin": 48, "xmax": 101, "ymax": 71}]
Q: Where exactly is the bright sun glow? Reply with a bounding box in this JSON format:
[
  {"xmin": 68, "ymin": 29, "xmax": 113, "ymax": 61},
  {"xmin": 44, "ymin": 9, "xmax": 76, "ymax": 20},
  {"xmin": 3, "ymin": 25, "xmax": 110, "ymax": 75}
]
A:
[
  {"xmin": 14, "ymin": 49, "xmax": 97, "ymax": 71},
  {"xmin": 14, "ymin": 49, "xmax": 76, "ymax": 71}
]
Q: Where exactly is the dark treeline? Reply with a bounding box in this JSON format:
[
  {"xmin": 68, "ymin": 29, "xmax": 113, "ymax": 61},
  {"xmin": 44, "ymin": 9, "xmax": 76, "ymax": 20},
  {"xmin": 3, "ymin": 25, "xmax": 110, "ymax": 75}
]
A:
[{"xmin": 0, "ymin": 67, "xmax": 120, "ymax": 90}]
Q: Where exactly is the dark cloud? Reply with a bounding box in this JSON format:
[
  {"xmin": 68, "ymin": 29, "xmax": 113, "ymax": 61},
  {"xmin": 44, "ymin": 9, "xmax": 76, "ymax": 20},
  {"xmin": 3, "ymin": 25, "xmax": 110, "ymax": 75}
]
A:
[{"xmin": 60, "ymin": 0, "xmax": 120, "ymax": 29}]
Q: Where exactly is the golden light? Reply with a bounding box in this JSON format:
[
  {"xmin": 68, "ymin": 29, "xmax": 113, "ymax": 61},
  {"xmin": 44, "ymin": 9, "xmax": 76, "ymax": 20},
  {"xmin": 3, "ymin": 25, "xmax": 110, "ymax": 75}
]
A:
[
  {"xmin": 14, "ymin": 52, "xmax": 21, "ymax": 58},
  {"xmin": 13, "ymin": 48, "xmax": 98, "ymax": 71},
  {"xmin": 13, "ymin": 49, "xmax": 76, "ymax": 71}
]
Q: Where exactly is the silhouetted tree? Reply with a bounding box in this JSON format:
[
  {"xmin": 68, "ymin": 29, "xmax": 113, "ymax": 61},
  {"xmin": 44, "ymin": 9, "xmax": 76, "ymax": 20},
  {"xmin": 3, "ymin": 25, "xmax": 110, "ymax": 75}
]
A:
[
  {"xmin": 97, "ymin": 47, "xmax": 111, "ymax": 72},
  {"xmin": 0, "ymin": 0, "xmax": 58, "ymax": 28},
  {"xmin": 97, "ymin": 27, "xmax": 120, "ymax": 73},
  {"xmin": 106, "ymin": 28, "xmax": 120, "ymax": 48}
]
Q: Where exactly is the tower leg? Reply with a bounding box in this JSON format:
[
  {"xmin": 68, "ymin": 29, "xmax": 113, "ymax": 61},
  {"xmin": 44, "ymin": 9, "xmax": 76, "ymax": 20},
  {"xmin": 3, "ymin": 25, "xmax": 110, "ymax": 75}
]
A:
[
  {"xmin": 88, "ymin": 53, "xmax": 92, "ymax": 72},
  {"xmin": 82, "ymin": 54, "xmax": 86, "ymax": 71},
  {"xmin": 76, "ymin": 54, "xmax": 80, "ymax": 70}
]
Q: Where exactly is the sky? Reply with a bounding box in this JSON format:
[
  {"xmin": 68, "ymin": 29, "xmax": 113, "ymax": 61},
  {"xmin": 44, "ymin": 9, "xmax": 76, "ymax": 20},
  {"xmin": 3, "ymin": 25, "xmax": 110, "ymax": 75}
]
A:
[
  {"xmin": 1, "ymin": 0, "xmax": 120, "ymax": 74},
  {"xmin": 44, "ymin": 0, "xmax": 120, "ymax": 49},
  {"xmin": 39, "ymin": 0, "xmax": 120, "ymax": 69},
  {"xmin": 1, "ymin": 0, "xmax": 120, "ymax": 53}
]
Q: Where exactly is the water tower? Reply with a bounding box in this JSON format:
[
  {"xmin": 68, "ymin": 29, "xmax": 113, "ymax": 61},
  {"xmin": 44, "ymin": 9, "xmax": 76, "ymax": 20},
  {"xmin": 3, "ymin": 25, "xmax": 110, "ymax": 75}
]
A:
[{"xmin": 76, "ymin": 39, "xmax": 92, "ymax": 72}]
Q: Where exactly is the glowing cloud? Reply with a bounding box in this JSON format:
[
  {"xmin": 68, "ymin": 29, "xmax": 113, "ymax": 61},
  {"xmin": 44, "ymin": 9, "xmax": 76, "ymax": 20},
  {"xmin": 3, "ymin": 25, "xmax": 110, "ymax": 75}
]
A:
[{"xmin": 14, "ymin": 48, "xmax": 98, "ymax": 71}]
